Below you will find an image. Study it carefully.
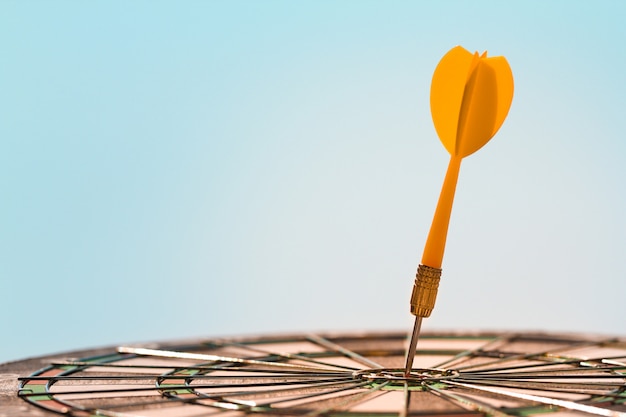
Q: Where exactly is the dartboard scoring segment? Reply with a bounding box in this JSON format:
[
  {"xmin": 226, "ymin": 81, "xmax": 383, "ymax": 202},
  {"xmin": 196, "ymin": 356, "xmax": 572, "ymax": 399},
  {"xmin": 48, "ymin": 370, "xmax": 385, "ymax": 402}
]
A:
[{"xmin": 11, "ymin": 331, "xmax": 626, "ymax": 417}]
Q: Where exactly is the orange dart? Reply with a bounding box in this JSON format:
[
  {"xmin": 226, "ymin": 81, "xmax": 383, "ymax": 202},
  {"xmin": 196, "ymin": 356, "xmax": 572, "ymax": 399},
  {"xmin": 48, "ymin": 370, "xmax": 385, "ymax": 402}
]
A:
[{"xmin": 405, "ymin": 46, "xmax": 514, "ymax": 375}]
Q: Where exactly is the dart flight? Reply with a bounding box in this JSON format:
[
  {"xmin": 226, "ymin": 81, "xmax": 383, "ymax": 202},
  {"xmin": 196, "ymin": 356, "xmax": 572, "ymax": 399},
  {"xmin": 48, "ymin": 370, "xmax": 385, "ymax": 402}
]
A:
[
  {"xmin": 405, "ymin": 45, "xmax": 514, "ymax": 375},
  {"xmin": 423, "ymin": 45, "xmax": 514, "ymax": 268}
]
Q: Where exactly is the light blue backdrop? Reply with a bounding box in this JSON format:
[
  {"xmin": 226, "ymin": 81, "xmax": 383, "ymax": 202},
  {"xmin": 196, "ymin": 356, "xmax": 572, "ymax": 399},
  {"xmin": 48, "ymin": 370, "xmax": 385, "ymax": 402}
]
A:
[{"xmin": 1, "ymin": 1, "xmax": 625, "ymax": 363}]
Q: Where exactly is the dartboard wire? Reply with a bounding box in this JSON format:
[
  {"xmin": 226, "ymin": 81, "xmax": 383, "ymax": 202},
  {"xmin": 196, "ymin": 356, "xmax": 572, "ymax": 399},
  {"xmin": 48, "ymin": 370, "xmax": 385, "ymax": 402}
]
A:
[
  {"xmin": 20, "ymin": 374, "xmax": 365, "ymax": 416},
  {"xmin": 81, "ymin": 409, "xmax": 138, "ymax": 417},
  {"xmin": 17, "ymin": 356, "xmax": 127, "ymax": 415},
  {"xmin": 161, "ymin": 381, "xmax": 376, "ymax": 414},
  {"xmin": 458, "ymin": 356, "xmax": 626, "ymax": 375},
  {"xmin": 20, "ymin": 377, "xmax": 105, "ymax": 417},
  {"xmin": 159, "ymin": 372, "xmax": 353, "ymax": 380},
  {"xmin": 449, "ymin": 340, "xmax": 609, "ymax": 372},
  {"xmin": 457, "ymin": 359, "xmax": 626, "ymax": 376},
  {"xmin": 451, "ymin": 377, "xmax": 626, "ymax": 398},
  {"xmin": 199, "ymin": 339, "xmax": 361, "ymax": 371},
  {"xmin": 303, "ymin": 380, "xmax": 392, "ymax": 417},
  {"xmin": 401, "ymin": 381, "xmax": 412, "ymax": 417},
  {"xmin": 306, "ymin": 334, "xmax": 385, "ymax": 369},
  {"xmin": 424, "ymin": 382, "xmax": 512, "ymax": 417},
  {"xmin": 20, "ymin": 373, "xmax": 357, "ymax": 382},
  {"xmin": 199, "ymin": 378, "xmax": 365, "ymax": 400},
  {"xmin": 430, "ymin": 334, "xmax": 514, "ymax": 370},
  {"xmin": 436, "ymin": 333, "xmax": 587, "ymax": 371},
  {"xmin": 116, "ymin": 346, "xmax": 346, "ymax": 373},
  {"xmin": 455, "ymin": 357, "xmax": 623, "ymax": 377},
  {"xmin": 605, "ymin": 359, "xmax": 626, "ymax": 367},
  {"xmin": 153, "ymin": 380, "xmax": 373, "ymax": 415},
  {"xmin": 47, "ymin": 392, "xmax": 210, "ymax": 415},
  {"xmin": 453, "ymin": 378, "xmax": 626, "ymax": 393},
  {"xmin": 17, "ymin": 367, "xmax": 355, "ymax": 394},
  {"xmin": 17, "ymin": 364, "xmax": 352, "ymax": 381},
  {"xmin": 459, "ymin": 369, "xmax": 626, "ymax": 379},
  {"xmin": 48, "ymin": 360, "xmax": 350, "ymax": 376},
  {"xmin": 444, "ymin": 380, "xmax": 626, "ymax": 417},
  {"xmin": 456, "ymin": 372, "xmax": 626, "ymax": 381},
  {"xmin": 74, "ymin": 393, "xmax": 210, "ymax": 413},
  {"xmin": 19, "ymin": 376, "xmax": 359, "ymax": 398},
  {"xmin": 460, "ymin": 375, "xmax": 625, "ymax": 389},
  {"xmin": 92, "ymin": 380, "xmax": 378, "ymax": 416},
  {"xmin": 218, "ymin": 379, "xmax": 374, "ymax": 409}
]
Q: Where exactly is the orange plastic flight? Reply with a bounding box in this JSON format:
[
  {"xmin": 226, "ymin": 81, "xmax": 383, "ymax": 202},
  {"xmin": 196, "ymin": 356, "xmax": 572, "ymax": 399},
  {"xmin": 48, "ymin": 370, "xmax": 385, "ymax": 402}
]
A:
[{"xmin": 421, "ymin": 46, "xmax": 514, "ymax": 268}]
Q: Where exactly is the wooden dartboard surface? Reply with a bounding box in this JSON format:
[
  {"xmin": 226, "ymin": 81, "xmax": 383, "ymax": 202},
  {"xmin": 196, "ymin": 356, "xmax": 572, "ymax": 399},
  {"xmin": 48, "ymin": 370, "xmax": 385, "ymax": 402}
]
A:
[{"xmin": 1, "ymin": 330, "xmax": 626, "ymax": 417}]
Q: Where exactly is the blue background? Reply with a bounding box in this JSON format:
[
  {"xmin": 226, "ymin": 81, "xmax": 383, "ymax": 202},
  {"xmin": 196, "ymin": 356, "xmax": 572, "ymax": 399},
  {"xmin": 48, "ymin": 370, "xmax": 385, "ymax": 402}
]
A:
[{"xmin": 1, "ymin": 1, "xmax": 625, "ymax": 363}]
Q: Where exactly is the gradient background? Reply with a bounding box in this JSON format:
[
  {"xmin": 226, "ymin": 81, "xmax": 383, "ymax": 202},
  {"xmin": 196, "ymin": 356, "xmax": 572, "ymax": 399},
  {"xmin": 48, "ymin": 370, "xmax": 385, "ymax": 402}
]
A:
[{"xmin": 1, "ymin": 1, "xmax": 625, "ymax": 364}]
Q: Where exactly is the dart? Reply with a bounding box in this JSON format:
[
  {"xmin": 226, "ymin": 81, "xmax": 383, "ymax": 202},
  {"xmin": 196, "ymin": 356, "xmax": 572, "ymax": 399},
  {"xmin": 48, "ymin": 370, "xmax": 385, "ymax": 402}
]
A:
[{"xmin": 405, "ymin": 46, "xmax": 514, "ymax": 376}]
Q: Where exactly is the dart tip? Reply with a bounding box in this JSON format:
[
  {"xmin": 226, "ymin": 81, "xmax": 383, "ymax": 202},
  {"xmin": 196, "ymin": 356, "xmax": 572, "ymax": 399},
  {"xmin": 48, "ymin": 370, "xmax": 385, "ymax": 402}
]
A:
[{"xmin": 404, "ymin": 316, "xmax": 423, "ymax": 377}]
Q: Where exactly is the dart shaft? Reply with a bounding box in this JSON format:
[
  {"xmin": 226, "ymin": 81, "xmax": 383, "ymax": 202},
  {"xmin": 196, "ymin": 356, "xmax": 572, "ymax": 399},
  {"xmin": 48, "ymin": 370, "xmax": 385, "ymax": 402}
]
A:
[
  {"xmin": 406, "ymin": 155, "xmax": 457, "ymax": 372},
  {"xmin": 421, "ymin": 155, "xmax": 461, "ymax": 268}
]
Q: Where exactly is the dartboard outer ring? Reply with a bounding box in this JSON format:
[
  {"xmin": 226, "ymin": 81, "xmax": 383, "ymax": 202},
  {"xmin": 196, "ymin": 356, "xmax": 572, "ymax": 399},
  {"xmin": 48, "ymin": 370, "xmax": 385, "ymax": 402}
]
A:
[{"xmin": 1, "ymin": 330, "xmax": 626, "ymax": 417}]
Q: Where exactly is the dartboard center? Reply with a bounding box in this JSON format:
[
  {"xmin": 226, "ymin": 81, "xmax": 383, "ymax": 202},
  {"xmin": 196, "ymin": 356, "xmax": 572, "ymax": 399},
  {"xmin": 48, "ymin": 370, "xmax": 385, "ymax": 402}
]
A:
[{"xmin": 353, "ymin": 368, "xmax": 458, "ymax": 391}]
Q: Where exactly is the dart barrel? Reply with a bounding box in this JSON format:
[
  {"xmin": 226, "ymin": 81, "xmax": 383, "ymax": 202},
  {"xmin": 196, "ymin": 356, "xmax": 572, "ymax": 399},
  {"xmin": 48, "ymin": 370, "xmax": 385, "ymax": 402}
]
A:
[{"xmin": 410, "ymin": 264, "xmax": 442, "ymax": 317}]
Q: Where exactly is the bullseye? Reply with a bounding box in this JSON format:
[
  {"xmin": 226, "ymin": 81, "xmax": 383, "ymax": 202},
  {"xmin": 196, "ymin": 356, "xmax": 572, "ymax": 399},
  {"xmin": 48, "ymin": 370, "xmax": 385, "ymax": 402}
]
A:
[{"xmin": 353, "ymin": 367, "xmax": 459, "ymax": 389}]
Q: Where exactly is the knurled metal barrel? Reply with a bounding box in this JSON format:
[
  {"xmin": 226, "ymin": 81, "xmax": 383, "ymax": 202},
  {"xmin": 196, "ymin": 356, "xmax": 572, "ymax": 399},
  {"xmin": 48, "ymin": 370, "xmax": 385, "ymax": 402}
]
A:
[{"xmin": 410, "ymin": 264, "xmax": 442, "ymax": 317}]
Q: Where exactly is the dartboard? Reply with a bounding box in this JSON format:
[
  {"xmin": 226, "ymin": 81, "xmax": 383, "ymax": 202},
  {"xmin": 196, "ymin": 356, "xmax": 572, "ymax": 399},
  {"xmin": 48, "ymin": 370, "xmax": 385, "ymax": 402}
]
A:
[{"xmin": 2, "ymin": 331, "xmax": 626, "ymax": 417}]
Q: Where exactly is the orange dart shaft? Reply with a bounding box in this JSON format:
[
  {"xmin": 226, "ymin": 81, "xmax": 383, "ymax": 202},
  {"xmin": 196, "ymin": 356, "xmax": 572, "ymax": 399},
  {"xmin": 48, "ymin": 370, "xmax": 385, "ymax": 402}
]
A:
[
  {"xmin": 406, "ymin": 154, "xmax": 460, "ymax": 375},
  {"xmin": 407, "ymin": 154, "xmax": 460, "ymax": 322},
  {"xmin": 421, "ymin": 154, "xmax": 462, "ymax": 268}
]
